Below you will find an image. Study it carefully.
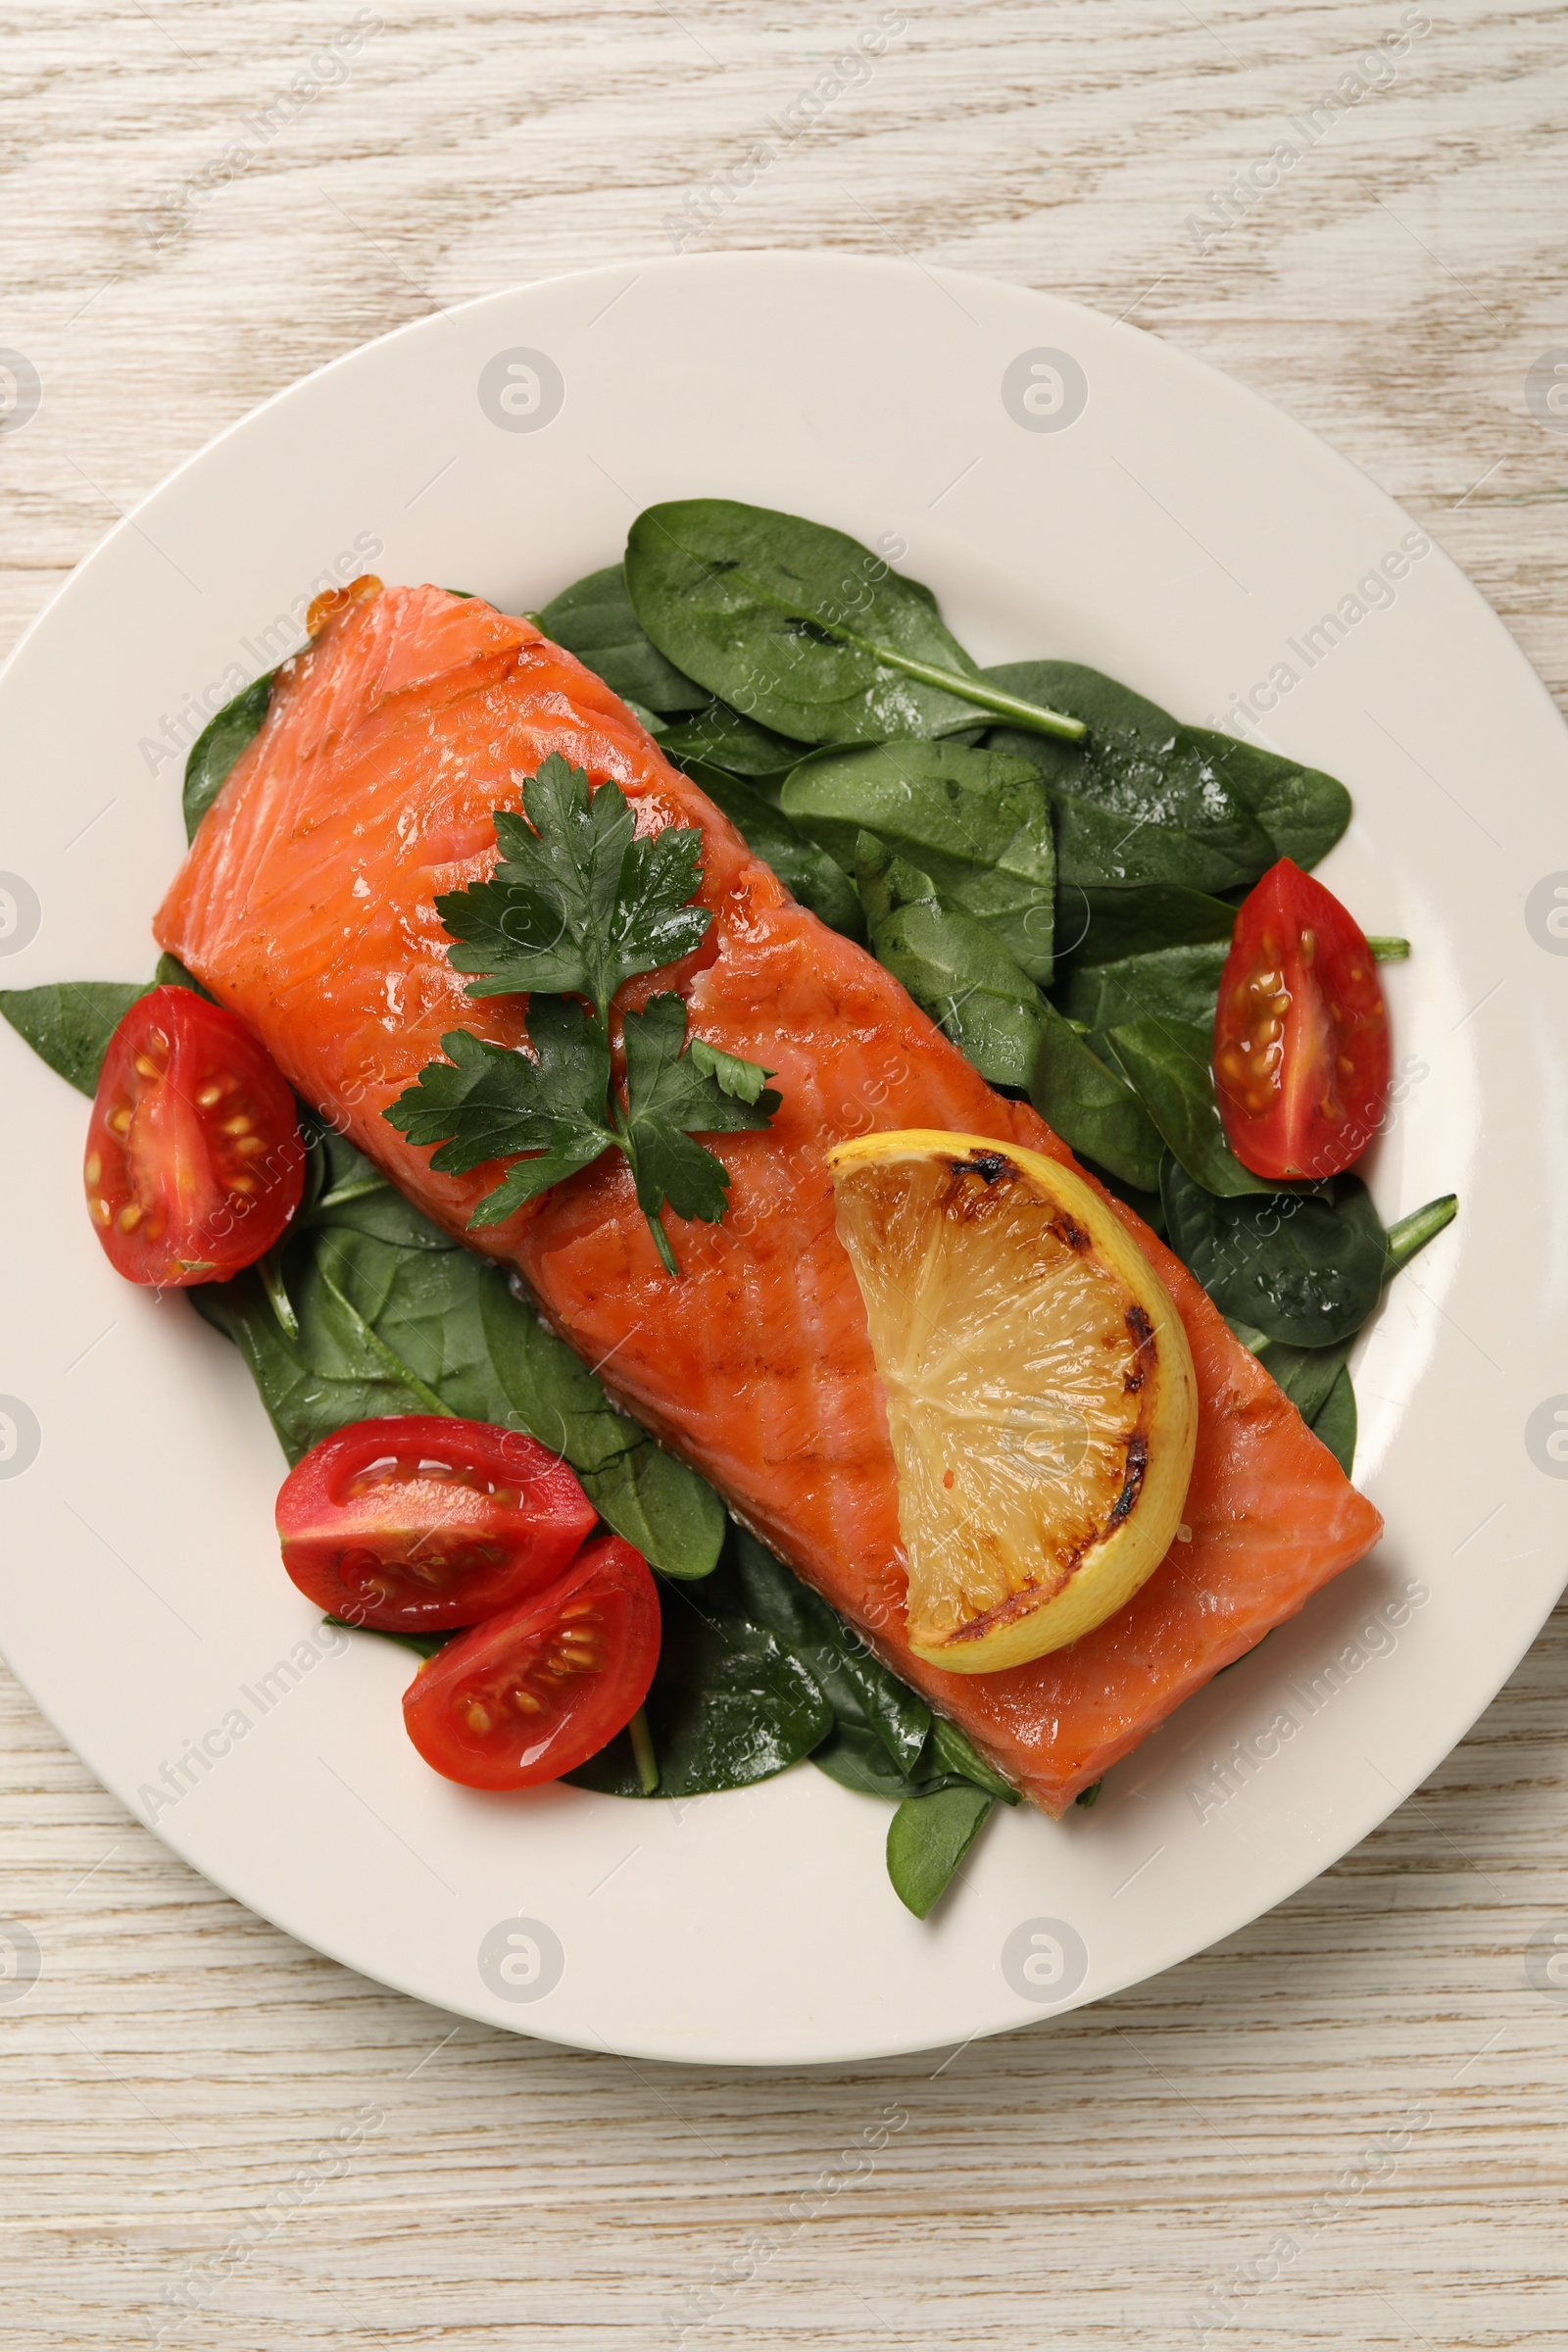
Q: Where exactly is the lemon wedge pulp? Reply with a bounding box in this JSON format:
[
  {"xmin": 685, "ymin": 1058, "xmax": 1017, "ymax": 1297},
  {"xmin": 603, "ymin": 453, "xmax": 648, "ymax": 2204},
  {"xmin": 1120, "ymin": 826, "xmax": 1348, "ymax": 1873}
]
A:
[{"xmin": 827, "ymin": 1130, "xmax": 1198, "ymax": 1674}]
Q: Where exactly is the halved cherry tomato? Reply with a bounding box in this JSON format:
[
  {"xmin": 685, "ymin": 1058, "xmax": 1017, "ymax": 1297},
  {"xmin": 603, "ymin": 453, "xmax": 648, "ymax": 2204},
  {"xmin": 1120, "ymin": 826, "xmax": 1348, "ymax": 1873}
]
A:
[
  {"xmin": 85, "ymin": 985, "xmax": 304, "ymax": 1285},
  {"xmin": 276, "ymin": 1415, "xmax": 597, "ymax": 1634},
  {"xmin": 402, "ymin": 1535, "xmax": 659, "ymax": 1789},
  {"xmin": 1213, "ymin": 858, "xmax": 1390, "ymax": 1183}
]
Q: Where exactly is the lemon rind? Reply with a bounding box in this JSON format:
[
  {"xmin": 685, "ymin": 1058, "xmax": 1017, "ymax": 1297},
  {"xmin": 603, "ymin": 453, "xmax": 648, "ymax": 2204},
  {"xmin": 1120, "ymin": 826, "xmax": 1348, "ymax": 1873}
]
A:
[{"xmin": 828, "ymin": 1129, "xmax": 1198, "ymax": 1674}]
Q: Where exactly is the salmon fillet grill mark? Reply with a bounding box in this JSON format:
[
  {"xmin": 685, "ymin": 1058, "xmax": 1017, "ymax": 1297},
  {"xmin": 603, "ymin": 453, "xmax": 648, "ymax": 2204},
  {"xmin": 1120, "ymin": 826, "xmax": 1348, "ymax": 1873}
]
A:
[{"xmin": 156, "ymin": 583, "xmax": 1385, "ymax": 1814}]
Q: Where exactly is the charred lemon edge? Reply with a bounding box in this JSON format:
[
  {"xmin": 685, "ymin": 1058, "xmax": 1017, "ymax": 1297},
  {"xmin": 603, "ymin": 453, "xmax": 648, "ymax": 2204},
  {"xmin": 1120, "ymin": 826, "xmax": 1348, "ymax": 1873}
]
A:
[{"xmin": 826, "ymin": 1129, "xmax": 1199, "ymax": 1675}]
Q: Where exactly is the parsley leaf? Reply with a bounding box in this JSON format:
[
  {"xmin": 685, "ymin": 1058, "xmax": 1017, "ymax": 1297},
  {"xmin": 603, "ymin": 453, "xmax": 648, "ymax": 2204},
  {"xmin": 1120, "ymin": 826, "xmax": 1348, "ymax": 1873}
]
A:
[
  {"xmin": 618, "ymin": 996, "xmax": 780, "ymax": 1248},
  {"xmin": 437, "ymin": 753, "xmax": 711, "ymax": 1016},
  {"xmin": 386, "ymin": 759, "xmax": 781, "ymax": 1273},
  {"xmin": 383, "ymin": 1000, "xmax": 614, "ymax": 1228},
  {"xmin": 687, "ymin": 1035, "xmax": 776, "ymax": 1104}
]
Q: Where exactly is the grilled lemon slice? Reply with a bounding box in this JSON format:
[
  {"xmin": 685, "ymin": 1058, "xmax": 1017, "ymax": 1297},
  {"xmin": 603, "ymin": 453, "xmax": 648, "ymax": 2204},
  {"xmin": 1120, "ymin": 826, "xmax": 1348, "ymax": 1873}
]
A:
[{"xmin": 828, "ymin": 1130, "xmax": 1198, "ymax": 1673}]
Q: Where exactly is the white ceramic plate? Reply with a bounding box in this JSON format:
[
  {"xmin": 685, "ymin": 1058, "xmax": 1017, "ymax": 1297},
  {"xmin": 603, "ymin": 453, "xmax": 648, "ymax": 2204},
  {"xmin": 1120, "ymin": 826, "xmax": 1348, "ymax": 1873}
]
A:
[{"xmin": 2, "ymin": 253, "xmax": 1563, "ymax": 2066}]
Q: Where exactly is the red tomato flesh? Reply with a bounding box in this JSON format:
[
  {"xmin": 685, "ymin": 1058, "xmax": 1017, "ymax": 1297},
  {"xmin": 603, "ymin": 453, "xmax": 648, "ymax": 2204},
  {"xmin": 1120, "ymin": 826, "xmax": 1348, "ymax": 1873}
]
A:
[
  {"xmin": 276, "ymin": 1415, "xmax": 598, "ymax": 1634},
  {"xmin": 1212, "ymin": 858, "xmax": 1390, "ymax": 1183},
  {"xmin": 85, "ymin": 985, "xmax": 304, "ymax": 1285},
  {"xmin": 402, "ymin": 1535, "xmax": 659, "ymax": 1789}
]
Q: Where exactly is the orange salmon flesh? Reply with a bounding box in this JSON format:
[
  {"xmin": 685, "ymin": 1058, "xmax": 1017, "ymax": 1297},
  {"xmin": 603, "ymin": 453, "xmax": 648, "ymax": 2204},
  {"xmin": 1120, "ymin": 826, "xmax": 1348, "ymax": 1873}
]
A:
[{"xmin": 156, "ymin": 585, "xmax": 1384, "ymax": 1813}]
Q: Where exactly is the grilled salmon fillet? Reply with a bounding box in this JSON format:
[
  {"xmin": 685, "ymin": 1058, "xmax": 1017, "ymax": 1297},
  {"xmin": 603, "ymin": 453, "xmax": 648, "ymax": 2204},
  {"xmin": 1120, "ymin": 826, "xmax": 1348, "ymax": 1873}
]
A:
[{"xmin": 157, "ymin": 584, "xmax": 1383, "ymax": 1812}]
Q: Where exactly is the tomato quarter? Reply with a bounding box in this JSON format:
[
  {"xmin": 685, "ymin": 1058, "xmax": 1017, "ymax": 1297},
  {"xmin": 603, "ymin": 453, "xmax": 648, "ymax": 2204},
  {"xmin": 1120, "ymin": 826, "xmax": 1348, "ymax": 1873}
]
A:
[
  {"xmin": 84, "ymin": 985, "xmax": 304, "ymax": 1285},
  {"xmin": 276, "ymin": 1415, "xmax": 598, "ymax": 1633},
  {"xmin": 1213, "ymin": 858, "xmax": 1390, "ymax": 1183},
  {"xmin": 402, "ymin": 1535, "xmax": 660, "ymax": 1790}
]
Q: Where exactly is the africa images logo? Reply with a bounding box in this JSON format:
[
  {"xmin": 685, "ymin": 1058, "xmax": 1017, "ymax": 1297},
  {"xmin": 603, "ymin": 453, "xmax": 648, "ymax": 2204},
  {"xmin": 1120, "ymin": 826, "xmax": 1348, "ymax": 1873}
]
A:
[
  {"xmin": 1001, "ymin": 349, "xmax": 1089, "ymax": 435},
  {"xmin": 0, "ymin": 351, "xmax": 40, "ymax": 437},
  {"xmin": 0, "ymin": 1397, "xmax": 41, "ymax": 1480},
  {"xmin": 0, "ymin": 1917, "xmax": 41, "ymax": 2004},
  {"xmin": 1524, "ymin": 873, "xmax": 1568, "ymax": 956},
  {"xmin": 0, "ymin": 873, "xmax": 41, "ymax": 957},
  {"xmin": 1001, "ymin": 1917, "xmax": 1090, "ymax": 2005},
  {"xmin": 477, "ymin": 351, "xmax": 565, "ymax": 434},
  {"xmin": 477, "ymin": 1916, "xmax": 565, "ymax": 2003},
  {"xmin": 1525, "ymin": 1397, "xmax": 1568, "ymax": 1479}
]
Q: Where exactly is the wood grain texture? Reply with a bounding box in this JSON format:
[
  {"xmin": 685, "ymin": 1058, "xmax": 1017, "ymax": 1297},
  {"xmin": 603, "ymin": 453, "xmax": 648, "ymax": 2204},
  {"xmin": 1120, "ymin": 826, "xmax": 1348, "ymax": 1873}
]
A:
[{"xmin": 3, "ymin": 2, "xmax": 1567, "ymax": 2344}]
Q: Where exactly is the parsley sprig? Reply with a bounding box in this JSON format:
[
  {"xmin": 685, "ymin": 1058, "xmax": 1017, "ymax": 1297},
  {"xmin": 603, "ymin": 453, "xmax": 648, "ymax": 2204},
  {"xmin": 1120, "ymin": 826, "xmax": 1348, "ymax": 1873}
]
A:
[
  {"xmin": 436, "ymin": 751, "xmax": 712, "ymax": 1010},
  {"xmin": 384, "ymin": 755, "xmax": 779, "ymax": 1275}
]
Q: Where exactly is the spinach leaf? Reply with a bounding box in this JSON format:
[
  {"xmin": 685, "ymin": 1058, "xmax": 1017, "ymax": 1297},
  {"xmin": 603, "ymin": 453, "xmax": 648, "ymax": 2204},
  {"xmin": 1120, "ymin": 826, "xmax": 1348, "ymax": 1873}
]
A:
[
  {"xmin": 155, "ymin": 952, "xmax": 216, "ymax": 1001},
  {"xmin": 856, "ymin": 837, "xmax": 929, "ymax": 929},
  {"xmin": 1105, "ymin": 1016, "xmax": 1278, "ymax": 1197},
  {"xmin": 876, "ymin": 906, "xmax": 1047, "ymax": 1091},
  {"xmin": 620, "ymin": 698, "xmax": 667, "ymax": 736},
  {"xmin": 193, "ymin": 1207, "xmax": 724, "ymax": 1576},
  {"xmin": 783, "ymin": 740, "xmax": 1056, "ymax": 982},
  {"xmin": 858, "ymin": 842, "xmax": 1050, "ymax": 1091},
  {"xmin": 987, "ymin": 661, "xmax": 1349, "ymax": 881},
  {"xmin": 1235, "ymin": 1322, "xmax": 1357, "ymax": 1470},
  {"xmin": 1309, "ymin": 1364, "xmax": 1357, "ymax": 1475},
  {"xmin": 1061, "ymin": 942, "xmax": 1229, "ymax": 1042},
  {"xmin": 886, "ymin": 1785, "xmax": 995, "ymax": 1918},
  {"xmin": 325, "ymin": 1615, "xmax": 453, "ymax": 1661},
  {"xmin": 724, "ymin": 1530, "xmax": 931, "ymax": 1778},
  {"xmin": 1030, "ymin": 999, "xmax": 1164, "ymax": 1190},
  {"xmin": 1160, "ymin": 1162, "xmax": 1389, "ymax": 1346},
  {"xmin": 1229, "ymin": 1193, "xmax": 1455, "ymax": 1440},
  {"xmin": 190, "ymin": 1245, "xmax": 446, "ymax": 1457},
  {"xmin": 812, "ymin": 1722, "xmax": 928, "ymax": 1799},
  {"xmin": 681, "ymin": 762, "xmax": 863, "ymax": 939},
  {"xmin": 0, "ymin": 965, "xmax": 229, "ymax": 1099},
  {"xmin": 583, "ymin": 1444, "xmax": 728, "ymax": 1586},
  {"xmin": 986, "ymin": 662, "xmax": 1273, "ymax": 894},
  {"xmin": 625, "ymin": 499, "xmax": 1085, "ymax": 746},
  {"xmin": 570, "ymin": 1526, "xmax": 983, "ymax": 1806},
  {"xmin": 1184, "ymin": 722, "xmax": 1351, "ymax": 870},
  {"xmin": 657, "ymin": 700, "xmax": 809, "ymax": 777},
  {"xmin": 301, "ymin": 1125, "xmax": 459, "ymax": 1253},
  {"xmin": 472, "ymin": 1269, "xmax": 639, "ymax": 1472},
  {"xmin": 0, "ymin": 980, "xmax": 152, "ymax": 1095},
  {"xmin": 1054, "ymin": 789, "xmax": 1265, "ymax": 896},
  {"xmin": 724, "ymin": 1525, "xmax": 1019, "ymax": 1815},
  {"xmin": 1386, "ymin": 1193, "xmax": 1458, "ymax": 1277},
  {"xmin": 184, "ymin": 671, "xmax": 272, "ymax": 842},
  {"xmin": 308, "ymin": 1228, "xmax": 518, "ymax": 1420},
  {"xmin": 812, "ymin": 1714, "xmax": 1020, "ymax": 1809},
  {"xmin": 537, "ymin": 563, "xmax": 707, "ymax": 714},
  {"xmin": 565, "ymin": 1569, "xmax": 831, "ymax": 1798},
  {"xmin": 1249, "ymin": 1335, "xmax": 1351, "ymax": 1425},
  {"xmin": 928, "ymin": 1717, "xmax": 1019, "ymax": 1803},
  {"xmin": 1061, "ymin": 883, "xmax": 1236, "ymax": 967}
]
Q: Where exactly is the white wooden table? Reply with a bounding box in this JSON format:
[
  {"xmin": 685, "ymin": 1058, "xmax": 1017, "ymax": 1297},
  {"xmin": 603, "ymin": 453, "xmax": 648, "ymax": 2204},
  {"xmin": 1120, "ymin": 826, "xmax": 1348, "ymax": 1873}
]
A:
[{"xmin": 3, "ymin": 4, "xmax": 1566, "ymax": 2343}]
